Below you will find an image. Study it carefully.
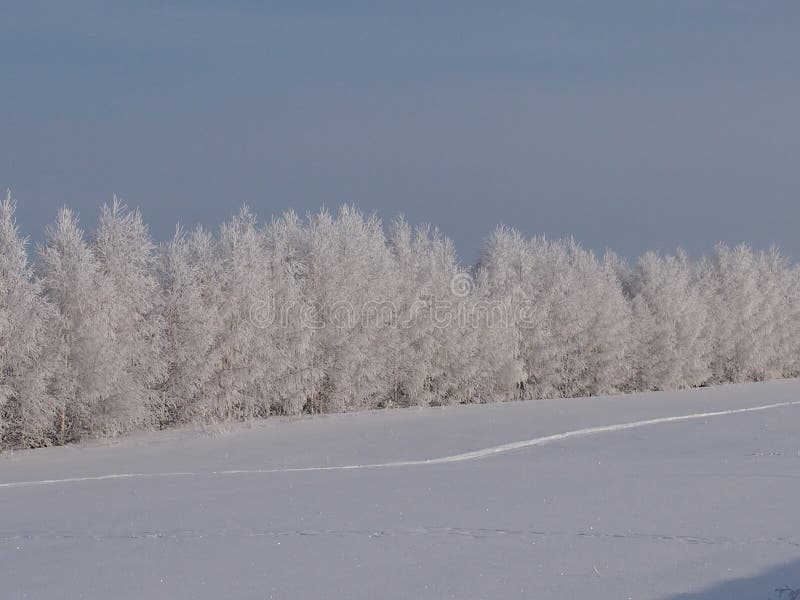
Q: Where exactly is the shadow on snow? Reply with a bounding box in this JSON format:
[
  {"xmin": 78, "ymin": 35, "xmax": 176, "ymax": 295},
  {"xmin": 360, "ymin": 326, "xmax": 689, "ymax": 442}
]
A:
[{"xmin": 662, "ymin": 559, "xmax": 800, "ymax": 600}]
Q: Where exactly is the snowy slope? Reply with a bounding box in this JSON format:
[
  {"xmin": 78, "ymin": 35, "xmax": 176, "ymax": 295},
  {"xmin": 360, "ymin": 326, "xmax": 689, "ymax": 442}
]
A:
[{"xmin": 2, "ymin": 380, "xmax": 800, "ymax": 599}]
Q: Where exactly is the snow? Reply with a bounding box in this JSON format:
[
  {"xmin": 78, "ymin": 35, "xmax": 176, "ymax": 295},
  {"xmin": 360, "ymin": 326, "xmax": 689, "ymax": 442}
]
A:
[{"xmin": 2, "ymin": 379, "xmax": 800, "ymax": 599}]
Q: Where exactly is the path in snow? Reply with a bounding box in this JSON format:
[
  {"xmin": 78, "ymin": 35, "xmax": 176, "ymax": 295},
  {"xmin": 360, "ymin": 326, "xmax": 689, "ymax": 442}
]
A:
[{"xmin": 2, "ymin": 398, "xmax": 799, "ymax": 490}]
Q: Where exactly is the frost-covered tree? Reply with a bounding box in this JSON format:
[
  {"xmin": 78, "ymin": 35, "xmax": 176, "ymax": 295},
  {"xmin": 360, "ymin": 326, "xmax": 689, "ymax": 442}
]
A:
[
  {"xmin": 478, "ymin": 230, "xmax": 631, "ymax": 399},
  {"xmin": 262, "ymin": 211, "xmax": 316, "ymax": 415},
  {"xmin": 0, "ymin": 193, "xmax": 55, "ymax": 448},
  {"xmin": 390, "ymin": 218, "xmax": 513, "ymax": 406},
  {"xmin": 470, "ymin": 265, "xmax": 527, "ymax": 403},
  {"xmin": 756, "ymin": 249, "xmax": 800, "ymax": 379},
  {"xmin": 197, "ymin": 207, "xmax": 313, "ymax": 419},
  {"xmin": 198, "ymin": 207, "xmax": 272, "ymax": 419},
  {"xmin": 627, "ymin": 250, "xmax": 711, "ymax": 390},
  {"xmin": 703, "ymin": 243, "xmax": 788, "ymax": 383},
  {"xmin": 475, "ymin": 227, "xmax": 543, "ymax": 397},
  {"xmin": 299, "ymin": 206, "xmax": 399, "ymax": 412},
  {"xmin": 545, "ymin": 241, "xmax": 632, "ymax": 397},
  {"xmin": 157, "ymin": 226, "xmax": 222, "ymax": 423},
  {"xmin": 93, "ymin": 199, "xmax": 165, "ymax": 427},
  {"xmin": 778, "ymin": 263, "xmax": 800, "ymax": 378},
  {"xmin": 38, "ymin": 208, "xmax": 121, "ymax": 440}
]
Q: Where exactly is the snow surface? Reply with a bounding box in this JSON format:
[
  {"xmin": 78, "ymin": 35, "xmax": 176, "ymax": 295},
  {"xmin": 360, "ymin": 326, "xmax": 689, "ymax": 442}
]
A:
[{"xmin": 2, "ymin": 380, "xmax": 800, "ymax": 599}]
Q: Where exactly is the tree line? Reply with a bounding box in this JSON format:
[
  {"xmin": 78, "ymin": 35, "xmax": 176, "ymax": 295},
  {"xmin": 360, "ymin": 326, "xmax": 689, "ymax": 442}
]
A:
[{"xmin": 1, "ymin": 193, "xmax": 798, "ymax": 448}]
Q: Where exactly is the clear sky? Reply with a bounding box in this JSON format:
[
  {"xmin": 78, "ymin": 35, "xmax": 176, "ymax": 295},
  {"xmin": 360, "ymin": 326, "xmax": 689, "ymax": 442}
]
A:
[{"xmin": 2, "ymin": 1, "xmax": 799, "ymax": 264}]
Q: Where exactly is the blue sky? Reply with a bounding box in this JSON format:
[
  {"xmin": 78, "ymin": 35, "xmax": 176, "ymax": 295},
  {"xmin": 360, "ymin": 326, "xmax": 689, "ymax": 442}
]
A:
[{"xmin": 2, "ymin": 1, "xmax": 799, "ymax": 262}]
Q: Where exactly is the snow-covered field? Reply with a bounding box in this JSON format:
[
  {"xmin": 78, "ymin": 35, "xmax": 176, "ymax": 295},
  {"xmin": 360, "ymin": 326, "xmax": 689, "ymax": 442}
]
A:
[{"xmin": 2, "ymin": 380, "xmax": 800, "ymax": 599}]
